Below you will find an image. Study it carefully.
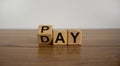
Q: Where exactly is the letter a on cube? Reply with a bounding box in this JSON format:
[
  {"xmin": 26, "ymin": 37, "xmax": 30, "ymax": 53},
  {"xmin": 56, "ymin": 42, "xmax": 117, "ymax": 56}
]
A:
[
  {"xmin": 53, "ymin": 29, "xmax": 67, "ymax": 45},
  {"xmin": 37, "ymin": 25, "xmax": 52, "ymax": 44}
]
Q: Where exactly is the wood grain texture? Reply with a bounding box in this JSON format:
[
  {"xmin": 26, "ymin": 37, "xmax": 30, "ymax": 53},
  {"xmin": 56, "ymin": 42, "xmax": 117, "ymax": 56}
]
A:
[{"xmin": 0, "ymin": 29, "xmax": 120, "ymax": 66}]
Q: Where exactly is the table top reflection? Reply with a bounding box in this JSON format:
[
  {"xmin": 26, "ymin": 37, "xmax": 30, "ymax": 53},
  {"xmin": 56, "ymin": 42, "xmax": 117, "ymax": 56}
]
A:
[{"xmin": 0, "ymin": 29, "xmax": 120, "ymax": 66}]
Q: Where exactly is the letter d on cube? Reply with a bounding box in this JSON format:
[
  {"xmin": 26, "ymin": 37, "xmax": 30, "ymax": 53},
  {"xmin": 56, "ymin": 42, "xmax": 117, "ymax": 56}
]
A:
[{"xmin": 37, "ymin": 25, "xmax": 52, "ymax": 44}]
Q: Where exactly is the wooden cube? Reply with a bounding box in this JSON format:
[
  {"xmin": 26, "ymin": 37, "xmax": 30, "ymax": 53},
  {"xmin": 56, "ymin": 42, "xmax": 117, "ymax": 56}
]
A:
[
  {"xmin": 68, "ymin": 29, "xmax": 82, "ymax": 45},
  {"xmin": 37, "ymin": 25, "xmax": 52, "ymax": 44},
  {"xmin": 53, "ymin": 29, "xmax": 67, "ymax": 45}
]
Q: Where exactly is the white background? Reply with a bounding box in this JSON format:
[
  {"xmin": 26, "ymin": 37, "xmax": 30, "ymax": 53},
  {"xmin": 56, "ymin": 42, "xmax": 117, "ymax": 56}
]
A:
[{"xmin": 0, "ymin": 0, "xmax": 120, "ymax": 29}]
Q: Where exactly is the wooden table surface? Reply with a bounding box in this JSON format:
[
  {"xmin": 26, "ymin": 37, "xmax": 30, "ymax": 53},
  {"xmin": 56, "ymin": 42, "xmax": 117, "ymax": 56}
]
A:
[{"xmin": 0, "ymin": 29, "xmax": 120, "ymax": 66}]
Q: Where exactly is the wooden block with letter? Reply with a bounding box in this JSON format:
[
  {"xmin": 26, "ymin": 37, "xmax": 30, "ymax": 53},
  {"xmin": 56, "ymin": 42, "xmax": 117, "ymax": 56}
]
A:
[
  {"xmin": 53, "ymin": 29, "xmax": 67, "ymax": 45},
  {"xmin": 68, "ymin": 29, "xmax": 82, "ymax": 45},
  {"xmin": 37, "ymin": 25, "xmax": 52, "ymax": 44}
]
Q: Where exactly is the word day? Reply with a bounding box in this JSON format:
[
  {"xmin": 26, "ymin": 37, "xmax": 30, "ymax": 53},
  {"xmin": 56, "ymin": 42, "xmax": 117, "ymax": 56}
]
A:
[{"xmin": 37, "ymin": 25, "xmax": 82, "ymax": 45}]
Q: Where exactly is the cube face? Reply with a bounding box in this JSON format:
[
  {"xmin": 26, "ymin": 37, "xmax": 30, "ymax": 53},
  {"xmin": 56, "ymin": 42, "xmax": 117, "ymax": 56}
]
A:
[
  {"xmin": 37, "ymin": 25, "xmax": 52, "ymax": 44},
  {"xmin": 53, "ymin": 29, "xmax": 67, "ymax": 45},
  {"xmin": 38, "ymin": 35, "xmax": 52, "ymax": 44},
  {"xmin": 38, "ymin": 25, "xmax": 52, "ymax": 34},
  {"xmin": 68, "ymin": 30, "xmax": 82, "ymax": 45}
]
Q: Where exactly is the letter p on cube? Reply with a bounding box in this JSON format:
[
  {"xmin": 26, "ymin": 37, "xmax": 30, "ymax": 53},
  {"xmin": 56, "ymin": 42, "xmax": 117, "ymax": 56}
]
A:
[{"xmin": 37, "ymin": 25, "xmax": 52, "ymax": 44}]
